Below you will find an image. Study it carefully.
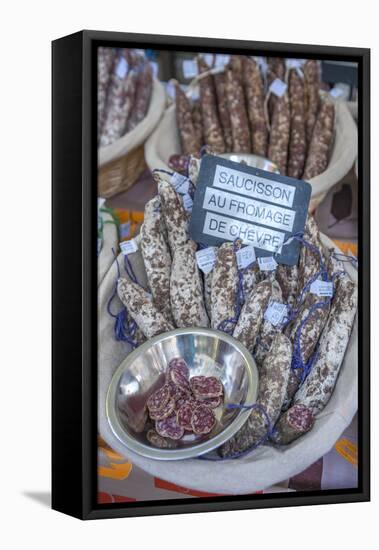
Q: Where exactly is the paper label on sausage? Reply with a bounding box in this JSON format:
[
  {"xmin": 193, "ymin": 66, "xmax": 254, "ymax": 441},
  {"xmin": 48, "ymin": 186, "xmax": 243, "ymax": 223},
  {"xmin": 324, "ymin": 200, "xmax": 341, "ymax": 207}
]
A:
[
  {"xmin": 269, "ymin": 78, "xmax": 287, "ymax": 97},
  {"xmin": 236, "ymin": 245, "xmax": 256, "ymax": 269},
  {"xmin": 258, "ymin": 256, "xmax": 278, "ymax": 271},
  {"xmin": 215, "ymin": 54, "xmax": 230, "ymax": 68},
  {"xmin": 330, "ymin": 87, "xmax": 344, "ymax": 99},
  {"xmin": 264, "ymin": 301, "xmax": 288, "ymax": 327},
  {"xmin": 203, "ymin": 53, "xmax": 214, "ymax": 67},
  {"xmin": 171, "ymin": 173, "xmax": 190, "ymax": 195},
  {"xmin": 285, "ymin": 58, "xmax": 305, "ymax": 69},
  {"xmin": 120, "ymin": 238, "xmax": 138, "ymax": 255},
  {"xmin": 150, "ymin": 61, "xmax": 159, "ymax": 78},
  {"xmin": 166, "ymin": 82, "xmax": 176, "ymax": 99},
  {"xmin": 310, "ymin": 279, "xmax": 334, "ymax": 297},
  {"xmin": 116, "ymin": 57, "xmax": 128, "ymax": 79},
  {"xmin": 183, "ymin": 59, "xmax": 198, "ymax": 78},
  {"xmin": 182, "ymin": 194, "xmax": 193, "ymax": 212},
  {"xmin": 196, "ymin": 247, "xmax": 217, "ymax": 274}
]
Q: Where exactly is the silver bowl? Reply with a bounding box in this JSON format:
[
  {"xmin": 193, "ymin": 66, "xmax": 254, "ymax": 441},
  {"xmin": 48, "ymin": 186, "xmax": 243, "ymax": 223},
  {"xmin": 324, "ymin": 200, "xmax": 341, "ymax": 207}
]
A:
[
  {"xmin": 219, "ymin": 153, "xmax": 280, "ymax": 173},
  {"xmin": 106, "ymin": 328, "xmax": 259, "ymax": 460}
]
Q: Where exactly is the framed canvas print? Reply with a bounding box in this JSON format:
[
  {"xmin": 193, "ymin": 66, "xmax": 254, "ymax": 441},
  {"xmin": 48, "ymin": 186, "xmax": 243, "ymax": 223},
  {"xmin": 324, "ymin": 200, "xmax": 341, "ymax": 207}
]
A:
[{"xmin": 52, "ymin": 30, "xmax": 370, "ymax": 520}]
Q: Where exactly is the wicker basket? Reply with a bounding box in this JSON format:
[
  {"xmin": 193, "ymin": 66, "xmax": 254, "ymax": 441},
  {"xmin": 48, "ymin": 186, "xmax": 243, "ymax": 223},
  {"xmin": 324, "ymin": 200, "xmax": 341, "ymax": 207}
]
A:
[
  {"xmin": 98, "ymin": 144, "xmax": 146, "ymax": 198},
  {"xmin": 98, "ymin": 79, "xmax": 166, "ymax": 198},
  {"xmin": 145, "ymin": 98, "xmax": 357, "ymax": 211}
]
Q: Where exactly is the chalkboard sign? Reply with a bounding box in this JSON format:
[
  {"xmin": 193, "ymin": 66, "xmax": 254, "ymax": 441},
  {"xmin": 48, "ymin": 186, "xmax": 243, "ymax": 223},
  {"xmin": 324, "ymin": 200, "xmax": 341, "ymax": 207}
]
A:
[{"xmin": 189, "ymin": 155, "xmax": 312, "ymax": 265}]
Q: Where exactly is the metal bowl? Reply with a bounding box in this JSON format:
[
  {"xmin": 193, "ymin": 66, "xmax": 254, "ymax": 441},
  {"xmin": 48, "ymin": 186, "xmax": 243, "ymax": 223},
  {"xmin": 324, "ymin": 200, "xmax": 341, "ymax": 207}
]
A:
[
  {"xmin": 106, "ymin": 328, "xmax": 259, "ymax": 460},
  {"xmin": 219, "ymin": 153, "xmax": 280, "ymax": 173}
]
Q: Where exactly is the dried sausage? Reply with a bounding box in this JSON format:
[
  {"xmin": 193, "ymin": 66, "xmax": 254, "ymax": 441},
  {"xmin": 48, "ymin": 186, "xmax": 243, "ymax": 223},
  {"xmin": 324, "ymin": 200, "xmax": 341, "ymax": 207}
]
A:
[
  {"xmin": 243, "ymin": 57, "xmax": 268, "ymax": 156},
  {"xmin": 303, "ymin": 98, "xmax": 335, "ymax": 180},
  {"xmin": 267, "ymin": 91, "xmax": 290, "ymax": 175},
  {"xmin": 304, "ymin": 59, "xmax": 320, "ymax": 143},
  {"xmin": 140, "ymin": 196, "xmax": 173, "ymax": 323},
  {"xmin": 175, "ymin": 82, "xmax": 202, "ymax": 155},
  {"xmin": 225, "ymin": 60, "xmax": 251, "ymax": 153},
  {"xmin": 233, "ymin": 280, "xmax": 272, "ymax": 353},
  {"xmin": 220, "ymin": 332, "xmax": 291, "ymax": 457},
  {"xmin": 126, "ymin": 62, "xmax": 153, "ymax": 131},
  {"xmin": 213, "ymin": 72, "xmax": 233, "ymax": 151},
  {"xmin": 117, "ymin": 277, "xmax": 174, "ymax": 338},
  {"xmin": 170, "ymin": 241, "xmax": 209, "ymax": 328},
  {"xmin": 197, "ymin": 57, "xmax": 226, "ymax": 154},
  {"xmin": 288, "ymin": 68, "xmax": 307, "ymax": 178}
]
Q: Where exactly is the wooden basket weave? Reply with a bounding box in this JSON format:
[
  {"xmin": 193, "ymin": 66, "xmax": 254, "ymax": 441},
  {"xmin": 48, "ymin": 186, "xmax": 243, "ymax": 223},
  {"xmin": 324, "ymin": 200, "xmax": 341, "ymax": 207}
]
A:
[
  {"xmin": 98, "ymin": 144, "xmax": 146, "ymax": 198},
  {"xmin": 98, "ymin": 79, "xmax": 166, "ymax": 198}
]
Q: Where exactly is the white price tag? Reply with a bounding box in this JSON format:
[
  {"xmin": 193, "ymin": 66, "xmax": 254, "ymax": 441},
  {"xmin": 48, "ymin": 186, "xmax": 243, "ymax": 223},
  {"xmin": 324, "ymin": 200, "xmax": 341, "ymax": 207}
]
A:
[
  {"xmin": 203, "ymin": 53, "xmax": 214, "ymax": 67},
  {"xmin": 269, "ymin": 78, "xmax": 287, "ymax": 97},
  {"xmin": 150, "ymin": 61, "xmax": 159, "ymax": 78},
  {"xmin": 187, "ymin": 86, "xmax": 200, "ymax": 101},
  {"xmin": 330, "ymin": 87, "xmax": 344, "ymax": 99},
  {"xmin": 285, "ymin": 58, "xmax": 305, "ymax": 69},
  {"xmin": 171, "ymin": 173, "xmax": 190, "ymax": 194},
  {"xmin": 215, "ymin": 54, "xmax": 230, "ymax": 68},
  {"xmin": 116, "ymin": 57, "xmax": 128, "ymax": 79},
  {"xmin": 182, "ymin": 194, "xmax": 193, "ymax": 212},
  {"xmin": 119, "ymin": 221, "xmax": 131, "ymax": 239},
  {"xmin": 120, "ymin": 238, "xmax": 138, "ymax": 255},
  {"xmin": 236, "ymin": 245, "xmax": 256, "ymax": 269},
  {"xmin": 98, "ymin": 197, "xmax": 106, "ymax": 210},
  {"xmin": 166, "ymin": 82, "xmax": 176, "ymax": 99},
  {"xmin": 183, "ymin": 59, "xmax": 198, "ymax": 79},
  {"xmin": 258, "ymin": 256, "xmax": 278, "ymax": 271},
  {"xmin": 264, "ymin": 301, "xmax": 288, "ymax": 327},
  {"xmin": 196, "ymin": 247, "xmax": 217, "ymax": 274},
  {"xmin": 310, "ymin": 279, "xmax": 334, "ymax": 297}
]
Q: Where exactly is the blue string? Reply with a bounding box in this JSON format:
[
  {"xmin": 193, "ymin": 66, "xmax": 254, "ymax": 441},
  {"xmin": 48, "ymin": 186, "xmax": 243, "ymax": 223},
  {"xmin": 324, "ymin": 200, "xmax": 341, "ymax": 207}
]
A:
[
  {"xmin": 291, "ymin": 300, "xmax": 330, "ymax": 384},
  {"xmin": 331, "ymin": 252, "xmax": 358, "ymax": 268},
  {"xmin": 107, "ymin": 248, "xmax": 138, "ymax": 349},
  {"xmin": 200, "ymin": 145, "xmax": 210, "ymax": 157},
  {"xmin": 278, "ymin": 232, "xmax": 327, "ymax": 276},
  {"xmin": 289, "ymin": 265, "xmax": 346, "ymax": 386},
  {"xmin": 152, "ymin": 168, "xmax": 174, "ymax": 178},
  {"xmin": 197, "ymin": 403, "xmax": 274, "ymax": 461},
  {"xmin": 275, "ymin": 233, "xmax": 330, "ymax": 330},
  {"xmin": 124, "ymin": 254, "xmax": 139, "ymax": 285},
  {"xmin": 273, "ymin": 233, "xmax": 348, "ymax": 386}
]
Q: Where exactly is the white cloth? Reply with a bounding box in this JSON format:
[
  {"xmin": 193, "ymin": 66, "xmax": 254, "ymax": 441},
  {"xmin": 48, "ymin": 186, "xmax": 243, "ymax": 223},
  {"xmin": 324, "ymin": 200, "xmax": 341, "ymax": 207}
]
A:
[{"xmin": 98, "ymin": 209, "xmax": 119, "ymax": 287}]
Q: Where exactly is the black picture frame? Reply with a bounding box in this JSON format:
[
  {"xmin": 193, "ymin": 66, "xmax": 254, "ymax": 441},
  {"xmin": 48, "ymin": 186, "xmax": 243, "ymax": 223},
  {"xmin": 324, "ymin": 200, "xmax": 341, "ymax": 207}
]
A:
[{"xmin": 52, "ymin": 30, "xmax": 370, "ymax": 520}]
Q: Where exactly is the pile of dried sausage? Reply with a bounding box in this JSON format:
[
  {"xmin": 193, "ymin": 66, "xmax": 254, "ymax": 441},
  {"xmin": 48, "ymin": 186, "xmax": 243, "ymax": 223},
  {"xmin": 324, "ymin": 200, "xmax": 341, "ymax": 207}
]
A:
[
  {"xmin": 172, "ymin": 55, "xmax": 335, "ymax": 180},
  {"xmin": 98, "ymin": 47, "xmax": 153, "ymax": 147}
]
